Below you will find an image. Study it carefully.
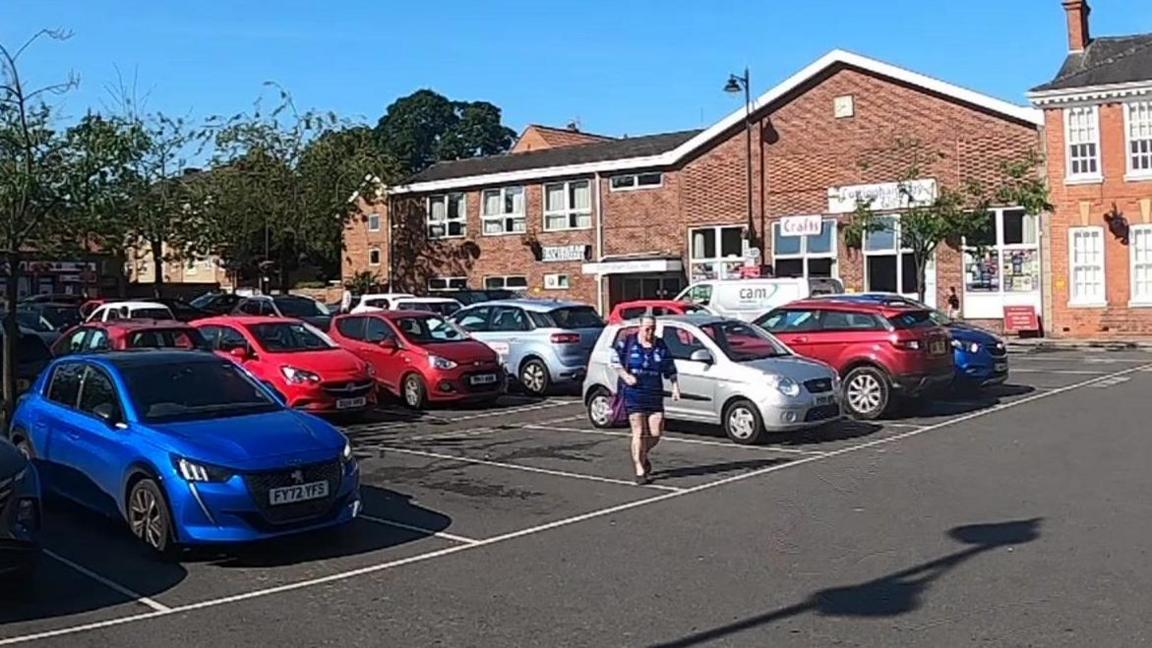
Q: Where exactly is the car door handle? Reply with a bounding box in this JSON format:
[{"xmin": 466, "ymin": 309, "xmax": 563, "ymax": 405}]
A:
[{"xmin": 793, "ymin": 336, "xmax": 809, "ymax": 344}]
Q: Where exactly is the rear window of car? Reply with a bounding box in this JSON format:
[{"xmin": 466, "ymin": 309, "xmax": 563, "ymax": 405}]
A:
[
  {"xmin": 530, "ymin": 306, "xmax": 603, "ymax": 329},
  {"xmin": 273, "ymin": 296, "xmax": 329, "ymax": 317},
  {"xmin": 619, "ymin": 306, "xmax": 646, "ymax": 320},
  {"xmin": 126, "ymin": 328, "xmax": 206, "ymax": 350},
  {"xmin": 888, "ymin": 310, "xmax": 935, "ymax": 329},
  {"xmin": 133, "ymin": 308, "xmax": 174, "ymax": 320}
]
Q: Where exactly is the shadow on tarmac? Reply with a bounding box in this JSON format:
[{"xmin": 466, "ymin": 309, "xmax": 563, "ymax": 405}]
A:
[{"xmin": 646, "ymin": 518, "xmax": 1044, "ymax": 648}]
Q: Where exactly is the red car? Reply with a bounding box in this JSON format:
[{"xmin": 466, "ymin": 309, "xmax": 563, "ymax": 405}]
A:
[
  {"xmin": 52, "ymin": 319, "xmax": 208, "ymax": 357},
  {"xmin": 754, "ymin": 299, "xmax": 954, "ymax": 420},
  {"xmin": 606, "ymin": 300, "xmax": 710, "ymax": 324},
  {"xmin": 192, "ymin": 315, "xmax": 376, "ymax": 416},
  {"xmin": 329, "ymin": 310, "xmax": 504, "ymax": 409}
]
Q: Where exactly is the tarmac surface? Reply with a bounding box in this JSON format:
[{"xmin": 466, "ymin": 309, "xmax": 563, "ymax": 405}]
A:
[{"xmin": 3, "ymin": 348, "xmax": 1151, "ymax": 647}]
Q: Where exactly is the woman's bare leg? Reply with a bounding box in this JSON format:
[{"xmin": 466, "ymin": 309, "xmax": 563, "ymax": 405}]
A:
[{"xmin": 629, "ymin": 413, "xmax": 647, "ymax": 476}]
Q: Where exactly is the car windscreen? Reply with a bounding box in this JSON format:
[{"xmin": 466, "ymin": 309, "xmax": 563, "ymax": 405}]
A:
[
  {"xmin": 273, "ymin": 296, "xmax": 329, "ymax": 317},
  {"xmin": 125, "ymin": 328, "xmax": 209, "ymax": 351},
  {"xmin": 528, "ymin": 306, "xmax": 604, "ymax": 329},
  {"xmin": 363, "ymin": 298, "xmax": 389, "ymax": 308},
  {"xmin": 132, "ymin": 308, "xmax": 174, "ymax": 320},
  {"xmin": 15, "ymin": 311, "xmax": 52, "ymax": 332},
  {"xmin": 122, "ymin": 360, "xmax": 280, "ymax": 422},
  {"xmin": 393, "ymin": 315, "xmax": 469, "ymax": 343},
  {"xmin": 38, "ymin": 306, "xmax": 82, "ymax": 329},
  {"xmin": 189, "ymin": 293, "xmax": 215, "ymax": 309},
  {"xmin": 888, "ymin": 310, "xmax": 936, "ymax": 329},
  {"xmin": 699, "ymin": 321, "xmax": 789, "ymax": 361},
  {"xmin": 247, "ymin": 321, "xmax": 337, "ymax": 352}
]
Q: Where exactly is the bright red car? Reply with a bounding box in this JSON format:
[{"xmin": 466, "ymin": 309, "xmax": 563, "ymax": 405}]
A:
[
  {"xmin": 52, "ymin": 319, "xmax": 208, "ymax": 357},
  {"xmin": 754, "ymin": 299, "xmax": 954, "ymax": 420},
  {"xmin": 606, "ymin": 300, "xmax": 710, "ymax": 324},
  {"xmin": 329, "ymin": 310, "xmax": 504, "ymax": 409},
  {"xmin": 192, "ymin": 315, "xmax": 377, "ymax": 416}
]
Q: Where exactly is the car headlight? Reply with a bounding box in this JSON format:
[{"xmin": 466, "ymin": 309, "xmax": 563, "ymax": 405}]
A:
[
  {"xmin": 173, "ymin": 457, "xmax": 233, "ymax": 482},
  {"xmin": 281, "ymin": 366, "xmax": 321, "ymax": 384},
  {"xmin": 341, "ymin": 440, "xmax": 354, "ymax": 463},
  {"xmin": 968, "ymin": 342, "xmax": 980, "ymax": 353},
  {"xmin": 772, "ymin": 376, "xmax": 801, "ymax": 398},
  {"xmin": 951, "ymin": 339, "xmax": 962, "ymax": 350},
  {"xmin": 428, "ymin": 355, "xmax": 458, "ymax": 370}
]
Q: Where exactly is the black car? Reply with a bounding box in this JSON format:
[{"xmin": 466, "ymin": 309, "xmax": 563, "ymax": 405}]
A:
[
  {"xmin": 20, "ymin": 302, "xmax": 83, "ymax": 331},
  {"xmin": 0, "ymin": 329, "xmax": 53, "ymax": 396},
  {"xmin": 150, "ymin": 298, "xmax": 213, "ymax": 323},
  {"xmin": 0, "ymin": 438, "xmax": 41, "ymax": 585},
  {"xmin": 233, "ymin": 294, "xmax": 332, "ymax": 331},
  {"xmin": 189, "ymin": 291, "xmax": 243, "ymax": 316}
]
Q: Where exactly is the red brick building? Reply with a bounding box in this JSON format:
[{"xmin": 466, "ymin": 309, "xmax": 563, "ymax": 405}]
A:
[
  {"xmin": 1029, "ymin": 0, "xmax": 1152, "ymax": 337},
  {"xmin": 345, "ymin": 50, "xmax": 1042, "ymax": 323}
]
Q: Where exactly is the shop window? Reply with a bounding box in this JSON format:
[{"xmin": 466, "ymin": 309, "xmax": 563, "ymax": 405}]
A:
[
  {"xmin": 772, "ymin": 218, "xmax": 837, "ymax": 279},
  {"xmin": 428, "ymin": 193, "xmax": 466, "ymax": 239},
  {"xmin": 544, "ymin": 273, "xmax": 569, "ymax": 290},
  {"xmin": 1069, "ymin": 226, "xmax": 1105, "ymax": 306},
  {"xmin": 689, "ymin": 226, "xmax": 745, "ymax": 282},
  {"xmin": 428, "ymin": 277, "xmax": 468, "ymax": 292},
  {"xmin": 1131, "ymin": 225, "xmax": 1152, "ymax": 304},
  {"xmin": 481, "ymin": 186, "xmax": 525, "ymax": 235},
  {"xmin": 962, "ymin": 208, "xmax": 1040, "ymax": 297},
  {"xmin": 863, "ymin": 216, "xmax": 918, "ymax": 295},
  {"xmin": 543, "ymin": 180, "xmax": 592, "ymax": 231},
  {"xmin": 1126, "ymin": 100, "xmax": 1152, "ymax": 178}
]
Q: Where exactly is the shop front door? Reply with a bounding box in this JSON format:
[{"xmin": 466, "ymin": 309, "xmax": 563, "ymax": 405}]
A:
[{"xmin": 618, "ymin": 274, "xmax": 684, "ymax": 304}]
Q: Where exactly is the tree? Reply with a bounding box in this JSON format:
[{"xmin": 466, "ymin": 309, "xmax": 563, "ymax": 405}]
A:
[
  {"xmin": 0, "ymin": 32, "xmax": 140, "ymax": 419},
  {"xmin": 843, "ymin": 141, "xmax": 1049, "ymax": 304},
  {"xmin": 374, "ymin": 89, "xmax": 516, "ymax": 176}
]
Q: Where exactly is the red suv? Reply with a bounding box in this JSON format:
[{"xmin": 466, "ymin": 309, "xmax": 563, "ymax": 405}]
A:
[
  {"xmin": 330, "ymin": 310, "xmax": 504, "ymax": 409},
  {"xmin": 606, "ymin": 300, "xmax": 710, "ymax": 324},
  {"xmin": 754, "ymin": 299, "xmax": 953, "ymax": 419}
]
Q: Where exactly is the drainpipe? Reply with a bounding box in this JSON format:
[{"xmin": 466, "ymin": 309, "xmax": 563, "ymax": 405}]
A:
[{"xmin": 594, "ymin": 171, "xmax": 605, "ymax": 314}]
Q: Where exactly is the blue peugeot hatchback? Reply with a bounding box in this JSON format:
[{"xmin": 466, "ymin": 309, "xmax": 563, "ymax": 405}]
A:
[
  {"xmin": 813, "ymin": 293, "xmax": 1008, "ymax": 388},
  {"xmin": 8, "ymin": 351, "xmax": 360, "ymax": 556}
]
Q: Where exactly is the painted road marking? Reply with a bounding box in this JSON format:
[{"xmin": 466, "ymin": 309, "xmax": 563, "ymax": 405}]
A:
[
  {"xmin": 358, "ymin": 515, "xmax": 481, "ymax": 545},
  {"xmin": 44, "ymin": 550, "xmax": 171, "ymax": 613},
  {"xmin": 5, "ymin": 362, "xmax": 1149, "ymax": 647},
  {"xmin": 1009, "ymin": 368, "xmax": 1109, "ymax": 375},
  {"xmin": 1092, "ymin": 375, "xmax": 1131, "ymax": 388},
  {"xmin": 522, "ymin": 424, "xmax": 826, "ymax": 456}
]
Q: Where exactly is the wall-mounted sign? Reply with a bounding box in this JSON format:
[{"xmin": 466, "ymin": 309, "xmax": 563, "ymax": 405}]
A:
[
  {"xmin": 541, "ymin": 244, "xmax": 589, "ymax": 263},
  {"xmin": 1003, "ymin": 305, "xmax": 1039, "ymax": 332},
  {"xmin": 827, "ymin": 179, "xmax": 937, "ymax": 214},
  {"xmin": 778, "ymin": 215, "xmax": 824, "ymax": 237}
]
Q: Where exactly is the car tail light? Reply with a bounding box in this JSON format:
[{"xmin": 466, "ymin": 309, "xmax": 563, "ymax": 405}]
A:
[
  {"xmin": 891, "ymin": 336, "xmax": 922, "ymax": 351},
  {"xmin": 551, "ymin": 333, "xmax": 581, "ymax": 344}
]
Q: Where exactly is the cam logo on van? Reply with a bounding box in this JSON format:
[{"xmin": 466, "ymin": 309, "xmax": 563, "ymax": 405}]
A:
[{"xmin": 737, "ymin": 286, "xmax": 779, "ymax": 302}]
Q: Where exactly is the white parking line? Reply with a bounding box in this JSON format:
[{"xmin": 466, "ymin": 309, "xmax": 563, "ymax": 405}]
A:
[
  {"xmin": 1009, "ymin": 368, "xmax": 1109, "ymax": 375},
  {"xmin": 5, "ymin": 362, "xmax": 1148, "ymax": 647},
  {"xmin": 44, "ymin": 549, "xmax": 171, "ymax": 613},
  {"xmin": 879, "ymin": 422, "xmax": 928, "ymax": 430},
  {"xmin": 358, "ymin": 515, "xmax": 481, "ymax": 545},
  {"xmin": 380, "ymin": 446, "xmax": 683, "ymax": 492},
  {"xmin": 522, "ymin": 424, "xmax": 826, "ymax": 456},
  {"xmin": 436, "ymin": 400, "xmax": 579, "ymax": 423}
]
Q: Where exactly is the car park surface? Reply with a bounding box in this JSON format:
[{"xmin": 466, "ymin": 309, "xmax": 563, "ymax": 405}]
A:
[{"xmin": 5, "ymin": 349, "xmax": 1152, "ymax": 647}]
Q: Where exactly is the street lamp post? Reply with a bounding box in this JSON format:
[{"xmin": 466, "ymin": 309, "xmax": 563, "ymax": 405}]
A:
[{"xmin": 724, "ymin": 68, "xmax": 759, "ymax": 269}]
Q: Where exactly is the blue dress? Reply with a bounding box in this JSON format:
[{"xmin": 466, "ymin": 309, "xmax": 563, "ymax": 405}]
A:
[{"xmin": 613, "ymin": 335, "xmax": 678, "ymax": 415}]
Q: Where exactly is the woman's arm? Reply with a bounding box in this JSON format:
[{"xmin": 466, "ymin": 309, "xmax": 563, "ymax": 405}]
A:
[
  {"xmin": 611, "ymin": 337, "xmax": 637, "ymax": 385},
  {"xmin": 660, "ymin": 341, "xmax": 681, "ymax": 399}
]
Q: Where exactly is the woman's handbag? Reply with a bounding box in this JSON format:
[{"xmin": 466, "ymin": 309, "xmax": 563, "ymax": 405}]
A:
[{"xmin": 609, "ymin": 379, "xmax": 628, "ymax": 427}]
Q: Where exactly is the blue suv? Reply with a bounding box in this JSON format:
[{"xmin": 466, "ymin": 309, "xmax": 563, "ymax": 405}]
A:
[{"xmin": 812, "ymin": 293, "xmax": 1008, "ymax": 388}]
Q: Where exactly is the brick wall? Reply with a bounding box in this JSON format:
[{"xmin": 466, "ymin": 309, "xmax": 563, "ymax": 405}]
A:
[
  {"xmin": 1042, "ymin": 103, "xmax": 1152, "ymax": 337},
  {"xmin": 342, "ymin": 197, "xmax": 389, "ymax": 288}
]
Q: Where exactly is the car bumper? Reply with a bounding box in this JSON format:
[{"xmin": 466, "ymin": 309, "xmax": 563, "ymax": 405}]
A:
[
  {"xmin": 168, "ymin": 462, "xmax": 361, "ymax": 544},
  {"xmin": 427, "ymin": 367, "xmax": 507, "ymax": 402},
  {"xmin": 288, "ymin": 385, "xmax": 378, "ymax": 414},
  {"xmin": 954, "ymin": 353, "xmax": 1010, "ymax": 386},
  {"xmin": 0, "ymin": 538, "xmax": 39, "ymax": 576},
  {"xmin": 892, "ymin": 369, "xmax": 954, "ymax": 395},
  {"xmin": 757, "ymin": 394, "xmax": 844, "ymax": 431}
]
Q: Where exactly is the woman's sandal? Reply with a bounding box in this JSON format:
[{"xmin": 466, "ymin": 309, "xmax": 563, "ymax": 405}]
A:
[{"xmin": 634, "ymin": 473, "xmax": 652, "ymax": 486}]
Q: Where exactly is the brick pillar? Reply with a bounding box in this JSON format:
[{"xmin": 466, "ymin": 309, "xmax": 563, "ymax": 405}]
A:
[{"xmin": 1062, "ymin": 0, "xmax": 1091, "ymax": 52}]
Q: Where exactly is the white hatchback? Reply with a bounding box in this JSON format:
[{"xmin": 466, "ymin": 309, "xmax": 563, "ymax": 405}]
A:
[{"xmin": 85, "ymin": 301, "xmax": 175, "ymax": 323}]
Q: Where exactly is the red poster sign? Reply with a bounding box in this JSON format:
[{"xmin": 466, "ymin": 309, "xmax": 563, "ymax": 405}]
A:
[
  {"xmin": 739, "ymin": 265, "xmax": 761, "ymax": 278},
  {"xmin": 1003, "ymin": 305, "xmax": 1039, "ymax": 331}
]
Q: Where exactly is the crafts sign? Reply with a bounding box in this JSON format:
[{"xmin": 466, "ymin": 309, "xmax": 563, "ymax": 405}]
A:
[{"xmin": 778, "ymin": 216, "xmax": 823, "ymax": 237}]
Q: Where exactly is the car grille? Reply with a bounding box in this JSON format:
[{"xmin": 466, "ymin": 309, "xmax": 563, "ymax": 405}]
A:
[
  {"xmin": 321, "ymin": 380, "xmax": 375, "ymax": 398},
  {"xmin": 243, "ymin": 460, "xmax": 342, "ymax": 525},
  {"xmin": 804, "ymin": 378, "xmax": 834, "ymax": 394},
  {"xmin": 0, "ymin": 475, "xmax": 12, "ymax": 512},
  {"xmin": 988, "ymin": 342, "xmax": 1007, "ymax": 358},
  {"xmin": 804, "ymin": 404, "xmax": 841, "ymax": 422}
]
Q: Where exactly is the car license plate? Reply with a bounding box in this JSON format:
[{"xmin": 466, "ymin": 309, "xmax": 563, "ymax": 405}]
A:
[
  {"xmin": 470, "ymin": 373, "xmax": 497, "ymax": 385},
  {"xmin": 994, "ymin": 362, "xmax": 1008, "ymax": 372},
  {"xmin": 815, "ymin": 395, "xmax": 836, "ymax": 406},
  {"xmin": 336, "ymin": 396, "xmax": 367, "ymax": 409},
  {"xmin": 930, "ymin": 340, "xmax": 946, "ymax": 355},
  {"xmin": 269, "ymin": 480, "xmax": 329, "ymax": 506}
]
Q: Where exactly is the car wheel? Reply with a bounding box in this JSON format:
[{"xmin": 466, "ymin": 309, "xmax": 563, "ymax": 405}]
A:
[
  {"xmin": 843, "ymin": 366, "xmax": 890, "ymax": 420},
  {"xmin": 127, "ymin": 478, "xmax": 177, "ymax": 558},
  {"xmin": 12, "ymin": 434, "xmax": 34, "ymax": 459},
  {"xmin": 402, "ymin": 374, "xmax": 427, "ymax": 409},
  {"xmin": 519, "ymin": 359, "xmax": 550, "ymax": 396},
  {"xmin": 723, "ymin": 399, "xmax": 764, "ymax": 445},
  {"xmin": 586, "ymin": 387, "xmax": 615, "ymax": 429}
]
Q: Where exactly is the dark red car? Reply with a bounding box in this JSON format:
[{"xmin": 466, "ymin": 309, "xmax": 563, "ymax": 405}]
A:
[
  {"xmin": 606, "ymin": 300, "xmax": 711, "ymax": 324},
  {"xmin": 192, "ymin": 315, "xmax": 376, "ymax": 416},
  {"xmin": 754, "ymin": 299, "xmax": 953, "ymax": 420},
  {"xmin": 329, "ymin": 310, "xmax": 504, "ymax": 409},
  {"xmin": 52, "ymin": 319, "xmax": 208, "ymax": 357}
]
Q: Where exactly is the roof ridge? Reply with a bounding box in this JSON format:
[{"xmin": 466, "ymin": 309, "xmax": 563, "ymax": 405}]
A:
[
  {"xmin": 1051, "ymin": 34, "xmax": 1152, "ymax": 85},
  {"xmin": 525, "ymin": 123, "xmax": 615, "ymax": 140}
]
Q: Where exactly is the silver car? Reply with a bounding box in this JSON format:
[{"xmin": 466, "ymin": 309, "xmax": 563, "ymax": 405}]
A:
[{"xmin": 582, "ymin": 315, "xmax": 843, "ymax": 444}]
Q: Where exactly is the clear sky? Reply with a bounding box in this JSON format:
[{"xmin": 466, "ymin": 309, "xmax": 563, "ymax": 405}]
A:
[{"xmin": 3, "ymin": 0, "xmax": 1150, "ymax": 138}]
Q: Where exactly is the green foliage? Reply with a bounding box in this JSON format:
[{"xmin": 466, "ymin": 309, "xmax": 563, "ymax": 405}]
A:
[{"xmin": 344, "ymin": 270, "xmax": 382, "ymax": 294}]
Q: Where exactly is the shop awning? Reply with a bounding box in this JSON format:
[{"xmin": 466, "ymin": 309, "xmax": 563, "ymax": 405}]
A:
[{"xmin": 581, "ymin": 255, "xmax": 683, "ymax": 275}]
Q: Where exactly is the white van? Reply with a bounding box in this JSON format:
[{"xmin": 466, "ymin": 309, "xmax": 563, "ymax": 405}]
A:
[{"xmin": 675, "ymin": 277, "xmax": 843, "ymax": 321}]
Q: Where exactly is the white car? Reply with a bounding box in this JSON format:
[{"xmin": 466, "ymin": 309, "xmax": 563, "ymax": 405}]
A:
[
  {"xmin": 85, "ymin": 301, "xmax": 175, "ymax": 323},
  {"xmin": 351, "ymin": 294, "xmax": 462, "ymax": 317},
  {"xmin": 349, "ymin": 293, "xmax": 416, "ymax": 314}
]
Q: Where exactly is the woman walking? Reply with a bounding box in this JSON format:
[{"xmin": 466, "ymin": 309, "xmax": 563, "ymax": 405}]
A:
[{"xmin": 613, "ymin": 315, "xmax": 680, "ymax": 484}]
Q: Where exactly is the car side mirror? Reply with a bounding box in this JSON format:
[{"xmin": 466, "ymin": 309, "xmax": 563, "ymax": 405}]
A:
[
  {"xmin": 378, "ymin": 337, "xmax": 397, "ymax": 349},
  {"xmin": 92, "ymin": 403, "xmax": 124, "ymax": 428},
  {"xmin": 689, "ymin": 349, "xmax": 714, "ymax": 364},
  {"xmin": 228, "ymin": 346, "xmax": 250, "ymax": 361}
]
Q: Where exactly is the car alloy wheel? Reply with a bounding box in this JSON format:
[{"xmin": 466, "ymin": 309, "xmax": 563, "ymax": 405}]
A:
[
  {"xmin": 520, "ymin": 360, "xmax": 549, "ymax": 396},
  {"xmin": 403, "ymin": 374, "xmax": 426, "ymax": 409},
  {"xmin": 128, "ymin": 480, "xmax": 170, "ymax": 553},
  {"xmin": 587, "ymin": 389, "xmax": 613, "ymax": 428},
  {"xmin": 844, "ymin": 367, "xmax": 889, "ymax": 420},
  {"xmin": 723, "ymin": 399, "xmax": 764, "ymax": 445}
]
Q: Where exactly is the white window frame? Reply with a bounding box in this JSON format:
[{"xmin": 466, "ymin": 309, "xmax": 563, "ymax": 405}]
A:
[
  {"xmin": 688, "ymin": 225, "xmax": 746, "ymax": 282},
  {"xmin": 1124, "ymin": 100, "xmax": 1152, "ymax": 180},
  {"xmin": 481, "ymin": 186, "xmax": 526, "ymax": 236},
  {"xmin": 427, "ymin": 193, "xmax": 467, "ymax": 239},
  {"xmin": 543, "ymin": 273, "xmax": 569, "ymax": 290},
  {"xmin": 862, "ymin": 214, "xmax": 919, "ymax": 296},
  {"xmin": 483, "ymin": 275, "xmax": 529, "ymax": 290},
  {"xmin": 542, "ymin": 180, "xmax": 592, "ymax": 231},
  {"xmin": 368, "ymin": 247, "xmax": 381, "ymax": 266},
  {"xmin": 428, "ymin": 277, "xmax": 468, "ymax": 292},
  {"xmin": 608, "ymin": 172, "xmax": 663, "ymax": 192},
  {"xmin": 1129, "ymin": 224, "xmax": 1152, "ymax": 306},
  {"xmin": 367, "ymin": 213, "xmax": 381, "ymax": 232},
  {"xmin": 771, "ymin": 218, "xmax": 838, "ymax": 279},
  {"xmin": 961, "ymin": 207, "xmax": 1041, "ymax": 299},
  {"xmin": 1064, "ymin": 105, "xmax": 1102, "ymax": 183},
  {"xmin": 1068, "ymin": 226, "xmax": 1106, "ymax": 307}
]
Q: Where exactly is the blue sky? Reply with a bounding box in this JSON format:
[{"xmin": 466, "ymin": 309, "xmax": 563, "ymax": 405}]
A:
[{"xmin": 3, "ymin": 0, "xmax": 1150, "ymax": 138}]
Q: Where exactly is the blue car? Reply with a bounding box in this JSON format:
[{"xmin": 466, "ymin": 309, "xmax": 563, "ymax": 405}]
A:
[
  {"xmin": 812, "ymin": 293, "xmax": 1008, "ymax": 388},
  {"xmin": 8, "ymin": 351, "xmax": 360, "ymax": 556}
]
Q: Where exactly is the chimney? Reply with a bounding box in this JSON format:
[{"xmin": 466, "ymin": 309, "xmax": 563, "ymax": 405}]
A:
[{"xmin": 1063, "ymin": 0, "xmax": 1091, "ymax": 52}]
